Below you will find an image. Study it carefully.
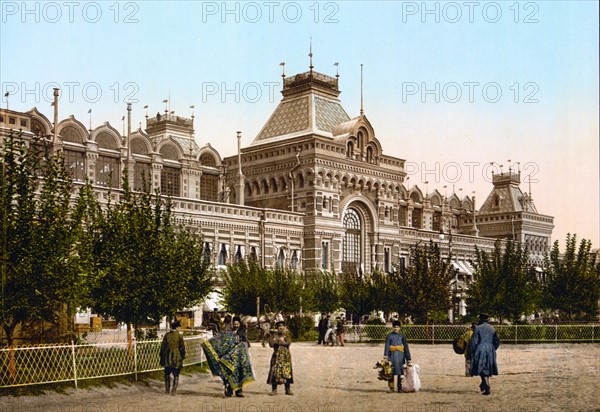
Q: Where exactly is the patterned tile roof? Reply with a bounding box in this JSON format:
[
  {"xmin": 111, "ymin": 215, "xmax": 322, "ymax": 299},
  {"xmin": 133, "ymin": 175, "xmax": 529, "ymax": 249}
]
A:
[
  {"xmin": 255, "ymin": 97, "xmax": 309, "ymax": 141},
  {"xmin": 315, "ymin": 97, "xmax": 350, "ymax": 132}
]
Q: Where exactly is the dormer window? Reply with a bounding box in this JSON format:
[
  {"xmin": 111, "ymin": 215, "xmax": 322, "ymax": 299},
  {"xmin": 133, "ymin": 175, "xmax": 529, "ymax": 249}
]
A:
[{"xmin": 494, "ymin": 194, "xmax": 501, "ymax": 207}]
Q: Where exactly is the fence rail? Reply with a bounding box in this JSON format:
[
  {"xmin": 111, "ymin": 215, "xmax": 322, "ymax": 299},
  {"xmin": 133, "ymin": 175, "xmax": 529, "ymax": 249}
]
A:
[
  {"xmin": 0, "ymin": 336, "xmax": 205, "ymax": 389},
  {"xmin": 2, "ymin": 325, "xmax": 598, "ymax": 389},
  {"xmin": 342, "ymin": 324, "xmax": 599, "ymax": 344}
]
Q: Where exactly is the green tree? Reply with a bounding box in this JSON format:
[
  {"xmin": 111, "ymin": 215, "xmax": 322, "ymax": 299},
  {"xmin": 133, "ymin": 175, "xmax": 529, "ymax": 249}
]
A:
[
  {"xmin": 221, "ymin": 260, "xmax": 271, "ymax": 315},
  {"xmin": 1, "ymin": 133, "xmax": 87, "ymax": 347},
  {"xmin": 468, "ymin": 240, "xmax": 540, "ymax": 323},
  {"xmin": 221, "ymin": 261, "xmax": 305, "ymax": 316},
  {"xmin": 543, "ymin": 234, "xmax": 600, "ymax": 321},
  {"xmin": 304, "ymin": 271, "xmax": 340, "ymax": 314},
  {"xmin": 267, "ymin": 267, "xmax": 305, "ymax": 314},
  {"xmin": 369, "ymin": 269, "xmax": 402, "ymax": 315},
  {"xmin": 89, "ymin": 174, "xmax": 213, "ymax": 348},
  {"xmin": 396, "ymin": 241, "xmax": 457, "ymax": 324},
  {"xmin": 339, "ymin": 272, "xmax": 375, "ymax": 319}
]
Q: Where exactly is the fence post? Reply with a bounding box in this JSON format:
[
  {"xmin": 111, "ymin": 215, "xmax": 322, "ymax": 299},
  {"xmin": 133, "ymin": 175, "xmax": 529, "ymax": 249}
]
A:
[
  {"xmin": 432, "ymin": 324, "xmax": 435, "ymax": 345},
  {"xmin": 71, "ymin": 340, "xmax": 78, "ymax": 389},
  {"xmin": 515, "ymin": 325, "xmax": 517, "ymax": 344},
  {"xmin": 555, "ymin": 324, "xmax": 558, "ymax": 343},
  {"xmin": 134, "ymin": 338, "xmax": 138, "ymax": 381}
]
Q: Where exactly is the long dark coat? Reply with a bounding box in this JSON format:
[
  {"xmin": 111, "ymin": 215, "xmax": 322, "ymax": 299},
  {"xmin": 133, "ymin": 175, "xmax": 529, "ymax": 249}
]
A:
[
  {"xmin": 384, "ymin": 331, "xmax": 411, "ymax": 376},
  {"xmin": 160, "ymin": 330, "xmax": 186, "ymax": 370},
  {"xmin": 469, "ymin": 322, "xmax": 500, "ymax": 377}
]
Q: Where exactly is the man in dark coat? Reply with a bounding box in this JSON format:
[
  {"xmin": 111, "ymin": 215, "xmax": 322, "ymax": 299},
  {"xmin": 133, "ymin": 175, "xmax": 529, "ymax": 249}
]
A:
[
  {"xmin": 317, "ymin": 313, "xmax": 328, "ymax": 345},
  {"xmin": 160, "ymin": 320, "xmax": 186, "ymax": 396},
  {"xmin": 468, "ymin": 313, "xmax": 500, "ymax": 395},
  {"xmin": 383, "ymin": 320, "xmax": 412, "ymax": 392}
]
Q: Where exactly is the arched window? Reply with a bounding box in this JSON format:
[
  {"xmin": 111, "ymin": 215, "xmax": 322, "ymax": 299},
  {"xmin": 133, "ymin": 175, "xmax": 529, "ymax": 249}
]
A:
[
  {"xmin": 250, "ymin": 246, "xmax": 258, "ymax": 262},
  {"xmin": 494, "ymin": 194, "xmax": 500, "ymax": 207},
  {"xmin": 321, "ymin": 241, "xmax": 329, "ymax": 270},
  {"xmin": 384, "ymin": 247, "xmax": 390, "ymax": 273},
  {"xmin": 277, "ymin": 249, "xmax": 285, "ymax": 268},
  {"xmin": 161, "ymin": 165, "xmax": 181, "ymax": 197},
  {"xmin": 218, "ymin": 244, "xmax": 228, "ymax": 266},
  {"xmin": 347, "ymin": 141, "xmax": 354, "ymax": 159},
  {"xmin": 366, "ymin": 146, "xmax": 374, "ymax": 163},
  {"xmin": 203, "ymin": 243, "xmax": 211, "ymax": 262},
  {"xmin": 342, "ymin": 208, "xmax": 362, "ymax": 275},
  {"xmin": 235, "ymin": 245, "xmax": 243, "ymax": 263},
  {"xmin": 291, "ymin": 250, "xmax": 299, "ymax": 270},
  {"xmin": 200, "ymin": 173, "xmax": 219, "ymax": 201}
]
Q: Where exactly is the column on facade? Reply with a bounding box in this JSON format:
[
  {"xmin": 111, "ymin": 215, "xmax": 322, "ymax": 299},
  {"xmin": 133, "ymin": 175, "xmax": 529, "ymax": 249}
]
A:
[{"xmin": 86, "ymin": 141, "xmax": 98, "ymax": 184}]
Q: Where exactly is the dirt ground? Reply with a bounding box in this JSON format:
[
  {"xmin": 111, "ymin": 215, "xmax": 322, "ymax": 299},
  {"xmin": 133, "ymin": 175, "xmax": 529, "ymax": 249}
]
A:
[{"xmin": 1, "ymin": 342, "xmax": 599, "ymax": 412}]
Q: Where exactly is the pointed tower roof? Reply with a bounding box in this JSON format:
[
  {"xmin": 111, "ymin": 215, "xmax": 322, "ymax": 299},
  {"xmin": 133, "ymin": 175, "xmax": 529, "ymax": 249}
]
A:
[
  {"xmin": 251, "ymin": 70, "xmax": 351, "ymax": 146},
  {"xmin": 479, "ymin": 172, "xmax": 538, "ymax": 214}
]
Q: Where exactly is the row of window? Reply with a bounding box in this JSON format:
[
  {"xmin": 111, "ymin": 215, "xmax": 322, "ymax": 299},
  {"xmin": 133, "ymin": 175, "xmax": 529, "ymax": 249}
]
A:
[{"xmin": 204, "ymin": 243, "xmax": 300, "ymax": 269}]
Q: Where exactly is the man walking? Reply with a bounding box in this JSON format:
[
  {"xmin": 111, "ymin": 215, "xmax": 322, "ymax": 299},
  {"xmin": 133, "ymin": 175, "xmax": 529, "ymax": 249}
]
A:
[
  {"xmin": 469, "ymin": 313, "xmax": 500, "ymax": 395},
  {"xmin": 160, "ymin": 320, "xmax": 186, "ymax": 396},
  {"xmin": 317, "ymin": 313, "xmax": 328, "ymax": 345}
]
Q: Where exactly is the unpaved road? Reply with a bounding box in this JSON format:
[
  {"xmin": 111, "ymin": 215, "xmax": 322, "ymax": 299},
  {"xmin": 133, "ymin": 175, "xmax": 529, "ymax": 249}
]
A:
[{"xmin": 2, "ymin": 342, "xmax": 599, "ymax": 412}]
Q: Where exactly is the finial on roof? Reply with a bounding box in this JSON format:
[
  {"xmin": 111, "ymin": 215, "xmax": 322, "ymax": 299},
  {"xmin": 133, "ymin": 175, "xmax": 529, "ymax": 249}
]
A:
[
  {"xmin": 334, "ymin": 62, "xmax": 339, "ymax": 78},
  {"xmin": 309, "ymin": 38, "xmax": 314, "ymax": 73},
  {"xmin": 360, "ymin": 64, "xmax": 364, "ymax": 116},
  {"xmin": 280, "ymin": 61, "xmax": 285, "ymax": 78}
]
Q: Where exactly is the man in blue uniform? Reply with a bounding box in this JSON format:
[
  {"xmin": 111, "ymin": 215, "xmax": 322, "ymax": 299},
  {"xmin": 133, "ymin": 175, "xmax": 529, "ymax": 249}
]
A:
[
  {"xmin": 383, "ymin": 320, "xmax": 412, "ymax": 392},
  {"xmin": 469, "ymin": 313, "xmax": 500, "ymax": 395}
]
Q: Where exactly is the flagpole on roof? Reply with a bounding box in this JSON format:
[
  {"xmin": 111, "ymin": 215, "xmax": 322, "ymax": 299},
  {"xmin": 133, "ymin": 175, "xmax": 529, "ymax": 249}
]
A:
[{"xmin": 360, "ymin": 64, "xmax": 364, "ymax": 116}]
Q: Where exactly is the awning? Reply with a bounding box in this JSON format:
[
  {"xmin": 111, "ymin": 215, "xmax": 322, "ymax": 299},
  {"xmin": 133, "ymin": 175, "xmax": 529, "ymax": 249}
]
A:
[
  {"xmin": 451, "ymin": 261, "xmax": 474, "ymax": 276},
  {"xmin": 202, "ymin": 291, "xmax": 223, "ymax": 311}
]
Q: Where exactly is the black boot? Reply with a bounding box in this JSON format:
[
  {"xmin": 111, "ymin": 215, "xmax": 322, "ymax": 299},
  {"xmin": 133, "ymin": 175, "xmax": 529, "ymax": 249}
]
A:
[
  {"xmin": 171, "ymin": 375, "xmax": 179, "ymax": 396},
  {"xmin": 164, "ymin": 373, "xmax": 171, "ymax": 394},
  {"xmin": 482, "ymin": 376, "xmax": 490, "ymax": 395},
  {"xmin": 285, "ymin": 383, "xmax": 294, "ymax": 395},
  {"xmin": 479, "ymin": 376, "xmax": 486, "ymax": 393},
  {"xmin": 235, "ymin": 389, "xmax": 244, "ymax": 397},
  {"xmin": 397, "ymin": 377, "xmax": 403, "ymax": 393},
  {"xmin": 224, "ymin": 383, "xmax": 233, "ymax": 397},
  {"xmin": 269, "ymin": 383, "xmax": 277, "ymax": 396},
  {"xmin": 387, "ymin": 378, "xmax": 395, "ymax": 393}
]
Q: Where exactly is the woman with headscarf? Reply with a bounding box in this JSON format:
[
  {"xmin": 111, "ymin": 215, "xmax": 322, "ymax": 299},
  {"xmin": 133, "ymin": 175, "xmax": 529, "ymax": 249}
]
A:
[
  {"xmin": 469, "ymin": 313, "xmax": 500, "ymax": 395},
  {"xmin": 267, "ymin": 320, "xmax": 294, "ymax": 395},
  {"xmin": 383, "ymin": 320, "xmax": 412, "ymax": 393},
  {"xmin": 201, "ymin": 320, "xmax": 255, "ymax": 397}
]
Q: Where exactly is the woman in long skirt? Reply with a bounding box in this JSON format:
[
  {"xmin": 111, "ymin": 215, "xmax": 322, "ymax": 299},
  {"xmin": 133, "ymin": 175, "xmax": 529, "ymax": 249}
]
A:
[{"xmin": 267, "ymin": 320, "xmax": 294, "ymax": 395}]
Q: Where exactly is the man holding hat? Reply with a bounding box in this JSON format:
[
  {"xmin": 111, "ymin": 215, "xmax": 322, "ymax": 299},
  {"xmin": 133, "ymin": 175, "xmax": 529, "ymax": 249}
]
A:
[
  {"xmin": 160, "ymin": 320, "xmax": 186, "ymax": 395},
  {"xmin": 468, "ymin": 313, "xmax": 500, "ymax": 395},
  {"xmin": 383, "ymin": 320, "xmax": 412, "ymax": 393}
]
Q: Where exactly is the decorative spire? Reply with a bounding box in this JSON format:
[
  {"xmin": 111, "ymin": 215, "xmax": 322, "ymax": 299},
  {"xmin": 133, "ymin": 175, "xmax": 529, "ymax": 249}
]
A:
[
  {"xmin": 309, "ymin": 38, "xmax": 313, "ymax": 73},
  {"xmin": 280, "ymin": 61, "xmax": 285, "ymax": 78},
  {"xmin": 360, "ymin": 64, "xmax": 364, "ymax": 116},
  {"xmin": 334, "ymin": 62, "xmax": 339, "ymax": 78}
]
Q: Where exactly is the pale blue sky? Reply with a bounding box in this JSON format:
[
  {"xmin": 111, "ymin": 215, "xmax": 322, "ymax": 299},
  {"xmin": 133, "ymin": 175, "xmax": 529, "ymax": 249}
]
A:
[{"xmin": 1, "ymin": 1, "xmax": 598, "ymax": 247}]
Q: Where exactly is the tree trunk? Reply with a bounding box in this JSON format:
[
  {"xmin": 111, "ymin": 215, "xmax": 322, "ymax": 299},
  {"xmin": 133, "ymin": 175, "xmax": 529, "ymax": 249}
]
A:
[
  {"xmin": 127, "ymin": 322, "xmax": 133, "ymax": 358},
  {"xmin": 3, "ymin": 323, "xmax": 17, "ymax": 383}
]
